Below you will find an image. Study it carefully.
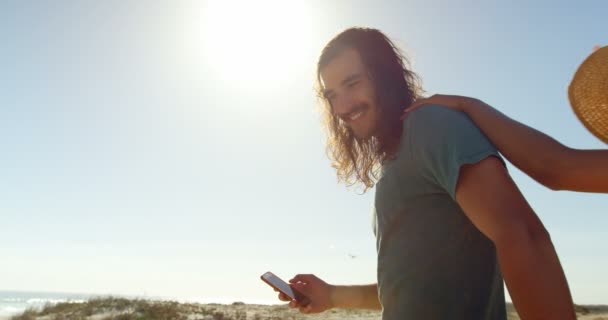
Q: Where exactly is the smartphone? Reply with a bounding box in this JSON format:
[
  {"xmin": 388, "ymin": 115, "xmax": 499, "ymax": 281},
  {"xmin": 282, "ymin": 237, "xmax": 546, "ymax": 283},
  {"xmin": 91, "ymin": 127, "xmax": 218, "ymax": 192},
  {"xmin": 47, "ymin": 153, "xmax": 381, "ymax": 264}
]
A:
[{"xmin": 260, "ymin": 271, "xmax": 311, "ymax": 306}]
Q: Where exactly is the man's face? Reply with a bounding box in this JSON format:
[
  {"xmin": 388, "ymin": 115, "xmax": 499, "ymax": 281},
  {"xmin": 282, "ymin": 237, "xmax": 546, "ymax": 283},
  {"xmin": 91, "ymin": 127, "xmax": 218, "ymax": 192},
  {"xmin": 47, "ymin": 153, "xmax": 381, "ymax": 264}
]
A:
[{"xmin": 320, "ymin": 48, "xmax": 381, "ymax": 140}]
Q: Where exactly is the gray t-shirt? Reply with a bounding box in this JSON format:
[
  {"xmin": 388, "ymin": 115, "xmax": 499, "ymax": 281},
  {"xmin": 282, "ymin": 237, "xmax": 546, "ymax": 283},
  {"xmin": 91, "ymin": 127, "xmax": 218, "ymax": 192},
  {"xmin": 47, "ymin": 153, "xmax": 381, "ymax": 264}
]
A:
[{"xmin": 372, "ymin": 105, "xmax": 507, "ymax": 319}]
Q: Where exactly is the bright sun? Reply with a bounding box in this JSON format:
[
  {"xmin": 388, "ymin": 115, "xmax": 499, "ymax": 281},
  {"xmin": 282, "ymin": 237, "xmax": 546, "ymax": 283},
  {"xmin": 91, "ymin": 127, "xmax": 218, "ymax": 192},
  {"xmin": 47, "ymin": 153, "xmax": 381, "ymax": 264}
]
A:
[{"xmin": 202, "ymin": 0, "xmax": 318, "ymax": 89}]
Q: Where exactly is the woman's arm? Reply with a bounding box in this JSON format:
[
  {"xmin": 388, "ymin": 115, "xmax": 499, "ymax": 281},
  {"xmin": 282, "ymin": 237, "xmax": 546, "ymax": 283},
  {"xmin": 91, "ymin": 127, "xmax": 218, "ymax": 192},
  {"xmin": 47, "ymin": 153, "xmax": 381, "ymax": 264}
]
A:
[{"xmin": 403, "ymin": 94, "xmax": 608, "ymax": 193}]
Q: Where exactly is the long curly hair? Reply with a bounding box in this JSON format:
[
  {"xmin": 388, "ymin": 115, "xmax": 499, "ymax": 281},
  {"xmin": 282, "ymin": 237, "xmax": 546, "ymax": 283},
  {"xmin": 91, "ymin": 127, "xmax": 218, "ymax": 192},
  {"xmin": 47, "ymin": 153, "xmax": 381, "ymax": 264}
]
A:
[{"xmin": 316, "ymin": 27, "xmax": 424, "ymax": 192}]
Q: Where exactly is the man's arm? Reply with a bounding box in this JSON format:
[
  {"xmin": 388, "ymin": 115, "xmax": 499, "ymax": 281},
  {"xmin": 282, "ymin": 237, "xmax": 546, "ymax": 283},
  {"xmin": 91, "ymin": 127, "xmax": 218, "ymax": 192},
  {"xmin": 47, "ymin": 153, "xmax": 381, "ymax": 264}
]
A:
[
  {"xmin": 456, "ymin": 156, "xmax": 576, "ymax": 320},
  {"xmin": 284, "ymin": 274, "xmax": 380, "ymax": 313},
  {"xmin": 330, "ymin": 284, "xmax": 381, "ymax": 310}
]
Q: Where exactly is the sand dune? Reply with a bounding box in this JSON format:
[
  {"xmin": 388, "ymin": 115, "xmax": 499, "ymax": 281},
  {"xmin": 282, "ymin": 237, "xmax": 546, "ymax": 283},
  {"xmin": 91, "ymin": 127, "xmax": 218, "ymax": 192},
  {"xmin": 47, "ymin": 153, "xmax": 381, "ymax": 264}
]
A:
[{"xmin": 7, "ymin": 297, "xmax": 608, "ymax": 320}]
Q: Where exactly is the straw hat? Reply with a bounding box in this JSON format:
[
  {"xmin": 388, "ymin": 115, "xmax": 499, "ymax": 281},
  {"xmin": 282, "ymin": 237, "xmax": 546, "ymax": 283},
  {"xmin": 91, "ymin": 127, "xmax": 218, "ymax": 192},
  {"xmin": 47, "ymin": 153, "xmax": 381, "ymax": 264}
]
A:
[{"xmin": 568, "ymin": 45, "xmax": 608, "ymax": 144}]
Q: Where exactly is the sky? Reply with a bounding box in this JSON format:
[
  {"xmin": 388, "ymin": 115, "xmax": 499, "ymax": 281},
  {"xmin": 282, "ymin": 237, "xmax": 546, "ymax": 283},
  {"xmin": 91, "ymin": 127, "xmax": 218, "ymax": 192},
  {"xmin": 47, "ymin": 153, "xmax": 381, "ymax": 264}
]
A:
[{"xmin": 1, "ymin": 0, "xmax": 607, "ymax": 305}]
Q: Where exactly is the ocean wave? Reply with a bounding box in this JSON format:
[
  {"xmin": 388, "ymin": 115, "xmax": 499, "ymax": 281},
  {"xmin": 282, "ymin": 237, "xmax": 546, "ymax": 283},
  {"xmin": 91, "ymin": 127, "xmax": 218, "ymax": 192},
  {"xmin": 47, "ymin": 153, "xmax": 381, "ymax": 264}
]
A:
[
  {"xmin": 0, "ymin": 306, "xmax": 26, "ymax": 319},
  {"xmin": 0, "ymin": 306, "xmax": 23, "ymax": 312}
]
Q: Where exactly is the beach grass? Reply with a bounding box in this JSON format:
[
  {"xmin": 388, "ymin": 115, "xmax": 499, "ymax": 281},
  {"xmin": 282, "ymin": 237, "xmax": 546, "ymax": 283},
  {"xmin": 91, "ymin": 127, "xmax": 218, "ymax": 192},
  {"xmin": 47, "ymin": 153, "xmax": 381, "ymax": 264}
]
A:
[{"xmin": 9, "ymin": 297, "xmax": 608, "ymax": 320}]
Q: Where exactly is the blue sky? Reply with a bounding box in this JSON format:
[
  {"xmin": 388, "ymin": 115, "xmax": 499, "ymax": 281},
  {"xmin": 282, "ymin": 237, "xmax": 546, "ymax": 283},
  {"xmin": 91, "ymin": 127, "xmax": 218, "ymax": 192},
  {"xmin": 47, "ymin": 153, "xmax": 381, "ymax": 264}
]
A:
[{"xmin": 1, "ymin": 0, "xmax": 606, "ymax": 304}]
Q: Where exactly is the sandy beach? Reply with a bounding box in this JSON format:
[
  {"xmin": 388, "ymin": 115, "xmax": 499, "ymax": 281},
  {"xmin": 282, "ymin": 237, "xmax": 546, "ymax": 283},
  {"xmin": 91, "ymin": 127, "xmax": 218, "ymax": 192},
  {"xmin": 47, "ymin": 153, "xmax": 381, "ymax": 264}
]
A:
[{"xmin": 5, "ymin": 297, "xmax": 608, "ymax": 320}]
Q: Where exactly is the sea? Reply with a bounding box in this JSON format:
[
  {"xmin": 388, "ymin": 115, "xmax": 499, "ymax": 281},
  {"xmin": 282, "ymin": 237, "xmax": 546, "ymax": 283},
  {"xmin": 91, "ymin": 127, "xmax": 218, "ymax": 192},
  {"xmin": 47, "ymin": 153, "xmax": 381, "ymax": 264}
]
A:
[{"xmin": 0, "ymin": 290, "xmax": 94, "ymax": 319}]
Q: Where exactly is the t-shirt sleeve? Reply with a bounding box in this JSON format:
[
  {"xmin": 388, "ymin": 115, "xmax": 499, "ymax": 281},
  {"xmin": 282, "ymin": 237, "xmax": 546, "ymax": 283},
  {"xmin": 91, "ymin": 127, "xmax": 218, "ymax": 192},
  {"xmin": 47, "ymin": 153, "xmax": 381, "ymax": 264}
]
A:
[{"xmin": 407, "ymin": 104, "xmax": 503, "ymax": 200}]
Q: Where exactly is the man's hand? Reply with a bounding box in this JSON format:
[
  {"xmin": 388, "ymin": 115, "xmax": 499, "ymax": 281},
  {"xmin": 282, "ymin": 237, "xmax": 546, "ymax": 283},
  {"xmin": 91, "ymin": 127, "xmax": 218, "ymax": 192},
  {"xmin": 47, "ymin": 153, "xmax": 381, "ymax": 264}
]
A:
[{"xmin": 276, "ymin": 274, "xmax": 334, "ymax": 314}]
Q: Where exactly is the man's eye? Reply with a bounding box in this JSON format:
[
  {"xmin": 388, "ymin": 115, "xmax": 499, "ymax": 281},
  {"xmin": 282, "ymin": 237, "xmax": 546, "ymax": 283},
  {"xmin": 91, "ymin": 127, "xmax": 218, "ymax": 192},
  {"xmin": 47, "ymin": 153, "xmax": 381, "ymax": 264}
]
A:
[{"xmin": 348, "ymin": 81, "xmax": 359, "ymax": 88}]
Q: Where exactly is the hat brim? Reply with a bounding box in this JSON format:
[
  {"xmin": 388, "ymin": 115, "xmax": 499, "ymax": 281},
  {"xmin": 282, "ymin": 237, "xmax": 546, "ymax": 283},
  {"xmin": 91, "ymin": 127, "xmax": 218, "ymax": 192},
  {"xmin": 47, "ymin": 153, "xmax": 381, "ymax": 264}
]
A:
[{"xmin": 568, "ymin": 46, "xmax": 608, "ymax": 144}]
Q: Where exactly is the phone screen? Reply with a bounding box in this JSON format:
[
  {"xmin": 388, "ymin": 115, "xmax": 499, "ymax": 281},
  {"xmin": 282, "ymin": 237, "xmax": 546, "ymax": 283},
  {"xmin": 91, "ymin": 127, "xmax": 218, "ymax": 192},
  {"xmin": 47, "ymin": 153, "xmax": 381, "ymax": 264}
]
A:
[{"xmin": 261, "ymin": 272, "xmax": 297, "ymax": 299}]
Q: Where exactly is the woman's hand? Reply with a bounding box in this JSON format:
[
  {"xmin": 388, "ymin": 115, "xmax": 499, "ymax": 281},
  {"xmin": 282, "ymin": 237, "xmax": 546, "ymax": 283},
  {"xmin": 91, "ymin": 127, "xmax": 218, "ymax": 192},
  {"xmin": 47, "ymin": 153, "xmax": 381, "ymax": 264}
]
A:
[{"xmin": 401, "ymin": 94, "xmax": 486, "ymax": 120}]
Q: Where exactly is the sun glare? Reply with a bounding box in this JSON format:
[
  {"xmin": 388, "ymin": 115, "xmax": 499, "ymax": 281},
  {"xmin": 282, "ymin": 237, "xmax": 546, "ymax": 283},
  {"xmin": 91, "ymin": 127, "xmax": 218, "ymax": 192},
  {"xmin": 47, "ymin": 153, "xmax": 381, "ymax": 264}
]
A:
[{"xmin": 202, "ymin": 0, "xmax": 318, "ymax": 89}]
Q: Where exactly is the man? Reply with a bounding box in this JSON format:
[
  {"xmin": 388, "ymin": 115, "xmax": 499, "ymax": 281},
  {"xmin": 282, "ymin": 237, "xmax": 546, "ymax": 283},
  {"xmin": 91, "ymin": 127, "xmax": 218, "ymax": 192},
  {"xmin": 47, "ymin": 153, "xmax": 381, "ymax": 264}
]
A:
[{"xmin": 277, "ymin": 27, "xmax": 576, "ymax": 319}]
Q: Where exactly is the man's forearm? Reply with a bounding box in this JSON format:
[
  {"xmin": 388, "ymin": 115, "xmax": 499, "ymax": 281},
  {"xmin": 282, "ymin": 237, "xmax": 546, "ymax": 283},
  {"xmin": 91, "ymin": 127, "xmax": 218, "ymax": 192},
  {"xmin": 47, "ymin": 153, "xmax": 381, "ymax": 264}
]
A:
[
  {"xmin": 497, "ymin": 230, "xmax": 576, "ymax": 320},
  {"xmin": 330, "ymin": 284, "xmax": 381, "ymax": 310}
]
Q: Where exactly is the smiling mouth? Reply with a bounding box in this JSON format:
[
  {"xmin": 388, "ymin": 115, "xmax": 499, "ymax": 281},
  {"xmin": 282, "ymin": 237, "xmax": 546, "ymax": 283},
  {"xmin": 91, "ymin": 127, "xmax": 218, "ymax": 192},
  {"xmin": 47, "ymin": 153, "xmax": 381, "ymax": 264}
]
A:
[
  {"xmin": 347, "ymin": 106, "xmax": 366, "ymax": 122},
  {"xmin": 350, "ymin": 110, "xmax": 364, "ymax": 121}
]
